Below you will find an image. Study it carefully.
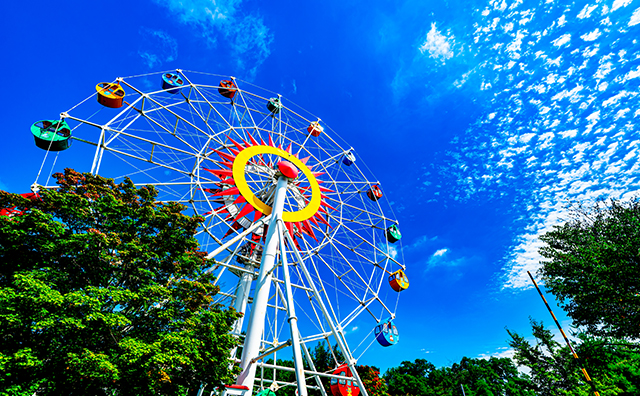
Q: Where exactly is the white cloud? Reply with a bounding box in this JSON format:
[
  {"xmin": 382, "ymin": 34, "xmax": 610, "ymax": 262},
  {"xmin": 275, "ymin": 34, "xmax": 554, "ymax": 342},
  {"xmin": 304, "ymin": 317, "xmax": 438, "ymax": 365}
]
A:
[
  {"xmin": 431, "ymin": 0, "xmax": 640, "ymax": 293},
  {"xmin": 580, "ymin": 29, "xmax": 601, "ymax": 41},
  {"xmin": 629, "ymin": 8, "xmax": 640, "ymax": 26},
  {"xmin": 552, "ymin": 34, "xmax": 571, "ymax": 47},
  {"xmin": 138, "ymin": 27, "xmax": 178, "ymax": 69},
  {"xmin": 577, "ymin": 4, "xmax": 598, "ymax": 19},
  {"xmin": 612, "ymin": 0, "xmax": 633, "ymax": 12},
  {"xmin": 419, "ymin": 23, "xmax": 454, "ymax": 63},
  {"xmin": 432, "ymin": 248, "xmax": 449, "ymax": 257},
  {"xmin": 156, "ymin": 0, "xmax": 241, "ymax": 26},
  {"xmin": 478, "ymin": 346, "xmax": 515, "ymax": 360},
  {"xmin": 151, "ymin": 0, "xmax": 272, "ymax": 80},
  {"xmin": 624, "ymin": 67, "xmax": 640, "ymax": 81}
]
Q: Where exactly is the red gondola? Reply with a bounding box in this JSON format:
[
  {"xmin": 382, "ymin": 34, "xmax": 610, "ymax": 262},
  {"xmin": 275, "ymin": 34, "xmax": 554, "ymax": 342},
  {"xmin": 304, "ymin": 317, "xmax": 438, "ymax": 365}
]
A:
[
  {"xmin": 330, "ymin": 364, "xmax": 360, "ymax": 396},
  {"xmin": 367, "ymin": 184, "xmax": 383, "ymax": 201},
  {"xmin": 219, "ymin": 79, "xmax": 237, "ymax": 99},
  {"xmin": 307, "ymin": 121, "xmax": 324, "ymax": 137}
]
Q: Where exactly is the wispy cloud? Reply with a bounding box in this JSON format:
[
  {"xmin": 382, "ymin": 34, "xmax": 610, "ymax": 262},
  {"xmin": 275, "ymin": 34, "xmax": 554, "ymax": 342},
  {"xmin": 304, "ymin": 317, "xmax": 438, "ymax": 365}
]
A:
[
  {"xmin": 151, "ymin": 0, "xmax": 273, "ymax": 80},
  {"xmin": 432, "ymin": 248, "xmax": 448, "ymax": 257},
  {"xmin": 477, "ymin": 346, "xmax": 514, "ymax": 360},
  {"xmin": 629, "ymin": 8, "xmax": 640, "ymax": 26},
  {"xmin": 391, "ymin": 21, "xmax": 462, "ymax": 101},
  {"xmin": 411, "ymin": 0, "xmax": 640, "ymax": 290},
  {"xmin": 138, "ymin": 27, "xmax": 178, "ymax": 69},
  {"xmin": 419, "ymin": 23, "xmax": 454, "ymax": 64}
]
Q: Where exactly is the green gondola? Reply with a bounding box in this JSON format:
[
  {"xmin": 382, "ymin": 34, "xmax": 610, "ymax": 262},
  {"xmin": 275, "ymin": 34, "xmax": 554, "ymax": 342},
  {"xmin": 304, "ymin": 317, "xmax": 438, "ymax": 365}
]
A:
[{"xmin": 31, "ymin": 120, "xmax": 72, "ymax": 151}]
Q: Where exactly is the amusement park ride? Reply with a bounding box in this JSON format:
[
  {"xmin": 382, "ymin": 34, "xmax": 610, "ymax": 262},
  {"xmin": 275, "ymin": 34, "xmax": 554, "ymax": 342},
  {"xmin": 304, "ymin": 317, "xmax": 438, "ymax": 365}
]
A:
[{"xmin": 23, "ymin": 70, "xmax": 410, "ymax": 396}]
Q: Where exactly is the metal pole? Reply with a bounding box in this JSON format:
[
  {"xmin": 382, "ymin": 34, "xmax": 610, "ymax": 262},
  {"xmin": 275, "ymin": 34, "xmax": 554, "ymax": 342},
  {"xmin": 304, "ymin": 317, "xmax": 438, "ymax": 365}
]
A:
[
  {"xmin": 277, "ymin": 219, "xmax": 308, "ymax": 396},
  {"xmin": 229, "ymin": 265, "xmax": 255, "ymax": 360},
  {"xmin": 527, "ymin": 271, "xmax": 600, "ymax": 396},
  {"xmin": 206, "ymin": 216, "xmax": 270, "ymax": 260},
  {"xmin": 236, "ymin": 176, "xmax": 289, "ymax": 393}
]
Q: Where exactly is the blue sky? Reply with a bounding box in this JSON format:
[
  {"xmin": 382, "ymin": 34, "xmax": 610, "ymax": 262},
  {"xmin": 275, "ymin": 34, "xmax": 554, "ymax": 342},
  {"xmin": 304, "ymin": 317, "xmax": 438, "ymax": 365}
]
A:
[{"xmin": 4, "ymin": 0, "xmax": 640, "ymax": 373}]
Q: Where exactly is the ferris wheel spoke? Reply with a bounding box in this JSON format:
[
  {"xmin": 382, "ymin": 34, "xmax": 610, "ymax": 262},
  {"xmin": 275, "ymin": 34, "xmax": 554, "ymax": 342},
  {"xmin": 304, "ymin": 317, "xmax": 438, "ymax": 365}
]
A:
[
  {"xmin": 121, "ymin": 80, "xmax": 215, "ymax": 142},
  {"xmin": 178, "ymin": 75, "xmax": 235, "ymax": 132}
]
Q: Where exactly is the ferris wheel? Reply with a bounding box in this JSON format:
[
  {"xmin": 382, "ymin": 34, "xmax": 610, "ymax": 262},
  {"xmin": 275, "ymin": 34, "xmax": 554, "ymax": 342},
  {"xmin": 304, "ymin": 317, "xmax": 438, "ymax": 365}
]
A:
[{"xmin": 30, "ymin": 70, "xmax": 409, "ymax": 396}]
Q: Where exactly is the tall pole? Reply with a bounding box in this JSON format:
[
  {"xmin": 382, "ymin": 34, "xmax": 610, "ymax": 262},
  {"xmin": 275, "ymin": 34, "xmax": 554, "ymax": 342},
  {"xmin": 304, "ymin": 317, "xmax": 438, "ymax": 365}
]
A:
[
  {"xmin": 229, "ymin": 266, "xmax": 255, "ymax": 360},
  {"xmin": 527, "ymin": 271, "xmax": 600, "ymax": 396},
  {"xmin": 236, "ymin": 176, "xmax": 289, "ymax": 393}
]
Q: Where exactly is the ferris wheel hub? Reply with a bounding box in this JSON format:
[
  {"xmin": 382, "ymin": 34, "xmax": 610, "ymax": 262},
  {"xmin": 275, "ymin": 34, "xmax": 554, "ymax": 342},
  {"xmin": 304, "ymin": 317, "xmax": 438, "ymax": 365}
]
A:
[{"xmin": 277, "ymin": 160, "xmax": 299, "ymax": 179}]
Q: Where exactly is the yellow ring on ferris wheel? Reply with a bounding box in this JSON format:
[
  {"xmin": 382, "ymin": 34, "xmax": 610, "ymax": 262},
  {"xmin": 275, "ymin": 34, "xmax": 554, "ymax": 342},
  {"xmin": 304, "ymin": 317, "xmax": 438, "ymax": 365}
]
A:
[{"xmin": 232, "ymin": 145, "xmax": 322, "ymax": 222}]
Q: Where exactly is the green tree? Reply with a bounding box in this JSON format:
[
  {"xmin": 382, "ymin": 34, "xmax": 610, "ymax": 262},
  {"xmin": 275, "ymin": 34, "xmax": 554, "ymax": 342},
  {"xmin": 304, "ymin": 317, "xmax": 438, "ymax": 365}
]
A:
[
  {"xmin": 259, "ymin": 358, "xmax": 296, "ymax": 396},
  {"xmin": 356, "ymin": 365, "xmax": 389, "ymax": 396},
  {"xmin": 0, "ymin": 169, "xmax": 240, "ymax": 396},
  {"xmin": 446, "ymin": 357, "xmax": 534, "ymax": 396},
  {"xmin": 383, "ymin": 357, "xmax": 533, "ymax": 396},
  {"xmin": 538, "ymin": 198, "xmax": 640, "ymax": 339},
  {"xmin": 508, "ymin": 319, "xmax": 640, "ymax": 395},
  {"xmin": 384, "ymin": 359, "xmax": 434, "ymax": 396},
  {"xmin": 305, "ymin": 341, "xmax": 345, "ymax": 396}
]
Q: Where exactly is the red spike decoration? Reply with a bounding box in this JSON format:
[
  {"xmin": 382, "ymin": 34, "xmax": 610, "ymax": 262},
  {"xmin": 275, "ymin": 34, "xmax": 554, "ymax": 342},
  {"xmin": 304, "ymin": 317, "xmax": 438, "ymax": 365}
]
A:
[{"xmin": 203, "ymin": 137, "xmax": 337, "ymax": 246}]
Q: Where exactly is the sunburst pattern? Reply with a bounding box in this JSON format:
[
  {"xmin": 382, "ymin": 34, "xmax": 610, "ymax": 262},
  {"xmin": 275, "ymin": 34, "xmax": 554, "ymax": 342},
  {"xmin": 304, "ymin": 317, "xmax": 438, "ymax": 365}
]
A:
[{"xmin": 203, "ymin": 136, "xmax": 335, "ymax": 247}]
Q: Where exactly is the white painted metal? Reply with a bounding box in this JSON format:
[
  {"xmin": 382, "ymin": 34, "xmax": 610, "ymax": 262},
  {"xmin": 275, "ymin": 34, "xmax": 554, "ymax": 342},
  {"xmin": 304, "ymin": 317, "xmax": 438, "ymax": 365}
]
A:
[{"xmin": 236, "ymin": 176, "xmax": 289, "ymax": 392}]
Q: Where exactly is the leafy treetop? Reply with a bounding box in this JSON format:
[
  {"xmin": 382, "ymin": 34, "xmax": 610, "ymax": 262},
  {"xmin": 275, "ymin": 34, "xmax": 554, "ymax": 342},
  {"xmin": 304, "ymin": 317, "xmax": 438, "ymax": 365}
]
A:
[{"xmin": 0, "ymin": 169, "xmax": 240, "ymax": 396}]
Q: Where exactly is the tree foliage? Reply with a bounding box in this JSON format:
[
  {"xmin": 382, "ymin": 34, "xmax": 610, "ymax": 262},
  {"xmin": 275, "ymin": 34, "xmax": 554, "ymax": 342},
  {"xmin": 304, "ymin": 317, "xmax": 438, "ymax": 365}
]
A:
[
  {"xmin": 538, "ymin": 199, "xmax": 640, "ymax": 339},
  {"xmin": 383, "ymin": 357, "xmax": 533, "ymax": 396},
  {"xmin": 356, "ymin": 365, "xmax": 389, "ymax": 396},
  {"xmin": 0, "ymin": 169, "xmax": 240, "ymax": 396},
  {"xmin": 384, "ymin": 359, "xmax": 434, "ymax": 396},
  {"xmin": 508, "ymin": 319, "xmax": 640, "ymax": 396}
]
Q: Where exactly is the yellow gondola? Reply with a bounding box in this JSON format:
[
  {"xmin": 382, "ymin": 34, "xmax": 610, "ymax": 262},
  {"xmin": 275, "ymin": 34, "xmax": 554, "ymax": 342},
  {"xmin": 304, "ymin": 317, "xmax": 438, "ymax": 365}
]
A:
[
  {"xmin": 389, "ymin": 269, "xmax": 409, "ymax": 292},
  {"xmin": 96, "ymin": 82, "xmax": 125, "ymax": 108}
]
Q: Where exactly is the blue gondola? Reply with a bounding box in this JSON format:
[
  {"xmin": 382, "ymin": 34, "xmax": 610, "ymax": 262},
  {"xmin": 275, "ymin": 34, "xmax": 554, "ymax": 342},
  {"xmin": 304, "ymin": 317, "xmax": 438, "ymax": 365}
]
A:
[
  {"xmin": 161, "ymin": 73, "xmax": 185, "ymax": 94},
  {"xmin": 342, "ymin": 150, "xmax": 356, "ymax": 166},
  {"xmin": 374, "ymin": 318, "xmax": 399, "ymax": 347}
]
